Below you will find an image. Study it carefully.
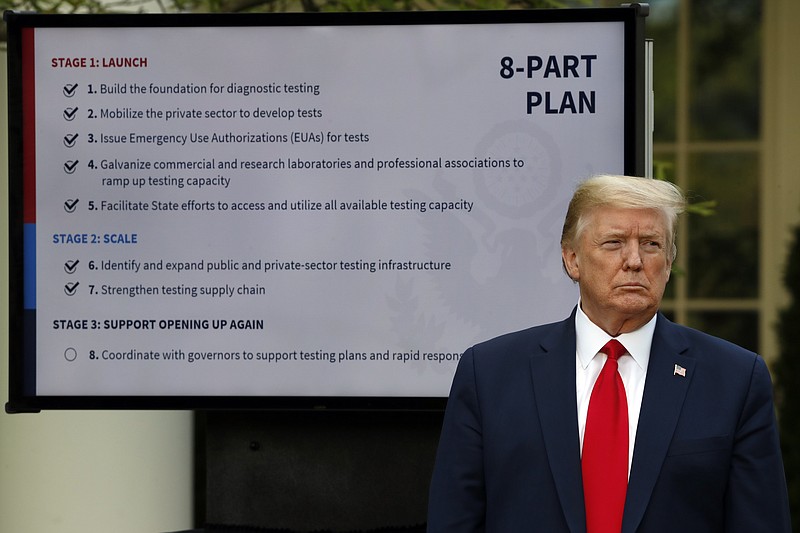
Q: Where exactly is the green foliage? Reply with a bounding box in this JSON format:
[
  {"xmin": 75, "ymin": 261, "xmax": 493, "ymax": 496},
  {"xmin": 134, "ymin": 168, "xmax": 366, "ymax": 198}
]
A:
[
  {"xmin": 1, "ymin": 0, "xmax": 586, "ymax": 15},
  {"xmin": 1, "ymin": 0, "xmax": 589, "ymax": 41},
  {"xmin": 653, "ymin": 159, "xmax": 718, "ymax": 218},
  {"xmin": 167, "ymin": 0, "xmax": 582, "ymax": 13},
  {"xmin": 1, "ymin": 0, "xmax": 151, "ymax": 41},
  {"xmin": 0, "ymin": 0, "xmax": 147, "ymax": 14},
  {"xmin": 775, "ymin": 224, "xmax": 800, "ymax": 532},
  {"xmin": 684, "ymin": 199, "xmax": 717, "ymax": 217}
]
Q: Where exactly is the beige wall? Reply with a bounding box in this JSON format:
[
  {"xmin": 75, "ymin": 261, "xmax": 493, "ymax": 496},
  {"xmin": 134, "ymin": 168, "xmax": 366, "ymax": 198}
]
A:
[{"xmin": 0, "ymin": 49, "xmax": 194, "ymax": 533}]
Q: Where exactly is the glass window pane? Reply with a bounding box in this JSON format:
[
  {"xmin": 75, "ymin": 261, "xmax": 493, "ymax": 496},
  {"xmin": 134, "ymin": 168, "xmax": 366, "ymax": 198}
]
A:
[
  {"xmin": 689, "ymin": 0, "xmax": 761, "ymax": 141},
  {"xmin": 647, "ymin": 0, "xmax": 679, "ymax": 142},
  {"xmin": 687, "ymin": 311, "xmax": 759, "ymax": 353},
  {"xmin": 653, "ymin": 151, "xmax": 678, "ymax": 299},
  {"xmin": 652, "ymin": 150, "xmax": 677, "ymax": 182},
  {"xmin": 687, "ymin": 152, "xmax": 759, "ymax": 298}
]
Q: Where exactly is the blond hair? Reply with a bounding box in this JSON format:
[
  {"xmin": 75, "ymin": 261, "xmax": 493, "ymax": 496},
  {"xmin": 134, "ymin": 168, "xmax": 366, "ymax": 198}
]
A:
[{"xmin": 560, "ymin": 174, "xmax": 686, "ymax": 262}]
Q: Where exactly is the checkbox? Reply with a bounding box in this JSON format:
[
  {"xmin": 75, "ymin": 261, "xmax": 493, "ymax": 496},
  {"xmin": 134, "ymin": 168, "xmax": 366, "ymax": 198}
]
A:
[
  {"xmin": 64, "ymin": 347, "xmax": 78, "ymax": 362},
  {"xmin": 63, "ymin": 83, "xmax": 79, "ymax": 97},
  {"xmin": 64, "ymin": 199, "xmax": 79, "ymax": 213},
  {"xmin": 64, "ymin": 281, "xmax": 79, "ymax": 296},
  {"xmin": 64, "ymin": 160, "xmax": 79, "ymax": 174},
  {"xmin": 64, "ymin": 259, "xmax": 79, "ymax": 274},
  {"xmin": 63, "ymin": 133, "xmax": 79, "ymax": 147},
  {"xmin": 63, "ymin": 107, "xmax": 78, "ymax": 121}
]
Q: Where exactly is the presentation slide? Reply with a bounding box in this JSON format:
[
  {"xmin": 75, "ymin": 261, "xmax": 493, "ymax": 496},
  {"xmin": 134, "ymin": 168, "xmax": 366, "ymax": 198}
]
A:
[{"xmin": 6, "ymin": 10, "xmax": 642, "ymax": 408}]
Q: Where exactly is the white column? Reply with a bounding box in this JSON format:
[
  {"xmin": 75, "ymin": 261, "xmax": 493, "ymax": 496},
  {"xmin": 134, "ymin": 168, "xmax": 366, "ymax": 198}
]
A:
[{"xmin": 761, "ymin": 0, "xmax": 800, "ymax": 364}]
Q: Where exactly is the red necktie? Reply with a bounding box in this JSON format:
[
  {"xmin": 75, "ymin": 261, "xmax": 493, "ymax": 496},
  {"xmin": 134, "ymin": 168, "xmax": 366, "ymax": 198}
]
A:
[{"xmin": 582, "ymin": 339, "xmax": 629, "ymax": 533}]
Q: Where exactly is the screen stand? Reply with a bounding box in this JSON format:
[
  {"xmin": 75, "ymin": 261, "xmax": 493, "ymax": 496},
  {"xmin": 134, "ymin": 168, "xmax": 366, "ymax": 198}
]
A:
[{"xmin": 194, "ymin": 410, "xmax": 443, "ymax": 532}]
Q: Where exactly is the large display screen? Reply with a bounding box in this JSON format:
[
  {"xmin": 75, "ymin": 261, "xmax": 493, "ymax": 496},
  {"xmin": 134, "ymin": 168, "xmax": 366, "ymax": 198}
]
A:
[{"xmin": 5, "ymin": 7, "xmax": 646, "ymax": 410}]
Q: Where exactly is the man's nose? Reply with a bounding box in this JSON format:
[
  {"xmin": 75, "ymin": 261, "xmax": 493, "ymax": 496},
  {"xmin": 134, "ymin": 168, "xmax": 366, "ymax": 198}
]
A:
[{"xmin": 622, "ymin": 242, "xmax": 644, "ymax": 270}]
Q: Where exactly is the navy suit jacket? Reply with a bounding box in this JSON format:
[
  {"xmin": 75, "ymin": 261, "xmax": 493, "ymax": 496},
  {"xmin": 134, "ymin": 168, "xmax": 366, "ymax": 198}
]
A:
[{"xmin": 428, "ymin": 310, "xmax": 791, "ymax": 532}]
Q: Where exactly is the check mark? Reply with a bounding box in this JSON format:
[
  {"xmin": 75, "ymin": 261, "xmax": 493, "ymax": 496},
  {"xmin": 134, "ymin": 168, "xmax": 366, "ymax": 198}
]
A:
[
  {"xmin": 63, "ymin": 133, "xmax": 79, "ymax": 147},
  {"xmin": 63, "ymin": 83, "xmax": 79, "ymax": 97},
  {"xmin": 64, "ymin": 259, "xmax": 79, "ymax": 274},
  {"xmin": 63, "ymin": 107, "xmax": 78, "ymax": 121},
  {"xmin": 64, "ymin": 198, "xmax": 79, "ymax": 213},
  {"xmin": 64, "ymin": 281, "xmax": 79, "ymax": 296},
  {"xmin": 64, "ymin": 160, "xmax": 79, "ymax": 174}
]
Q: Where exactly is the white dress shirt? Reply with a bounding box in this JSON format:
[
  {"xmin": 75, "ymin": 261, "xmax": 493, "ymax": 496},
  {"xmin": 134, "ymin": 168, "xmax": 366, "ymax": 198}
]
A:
[{"xmin": 575, "ymin": 303, "xmax": 655, "ymax": 476}]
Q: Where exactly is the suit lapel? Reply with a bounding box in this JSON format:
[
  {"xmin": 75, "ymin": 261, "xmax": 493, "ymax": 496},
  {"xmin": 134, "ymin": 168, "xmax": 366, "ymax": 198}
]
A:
[
  {"xmin": 622, "ymin": 315, "xmax": 694, "ymax": 533},
  {"xmin": 529, "ymin": 313, "xmax": 587, "ymax": 533}
]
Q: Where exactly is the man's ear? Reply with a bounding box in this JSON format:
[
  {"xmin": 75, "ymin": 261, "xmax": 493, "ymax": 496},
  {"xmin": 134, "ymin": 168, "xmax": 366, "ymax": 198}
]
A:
[{"xmin": 562, "ymin": 246, "xmax": 580, "ymax": 281}]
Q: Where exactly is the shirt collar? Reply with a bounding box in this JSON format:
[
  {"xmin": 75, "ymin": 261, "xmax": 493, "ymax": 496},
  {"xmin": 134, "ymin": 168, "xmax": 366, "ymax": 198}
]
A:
[{"xmin": 575, "ymin": 302, "xmax": 656, "ymax": 371}]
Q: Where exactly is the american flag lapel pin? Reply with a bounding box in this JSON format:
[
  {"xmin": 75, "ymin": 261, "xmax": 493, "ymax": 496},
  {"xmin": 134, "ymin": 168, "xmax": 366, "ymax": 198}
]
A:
[{"xmin": 673, "ymin": 364, "xmax": 687, "ymax": 377}]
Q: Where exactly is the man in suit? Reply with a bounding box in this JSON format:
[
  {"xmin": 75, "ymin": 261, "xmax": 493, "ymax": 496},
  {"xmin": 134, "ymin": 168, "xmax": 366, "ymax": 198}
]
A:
[{"xmin": 427, "ymin": 174, "xmax": 791, "ymax": 532}]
